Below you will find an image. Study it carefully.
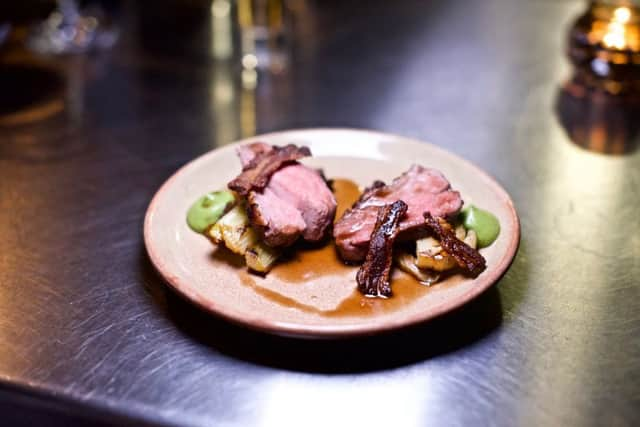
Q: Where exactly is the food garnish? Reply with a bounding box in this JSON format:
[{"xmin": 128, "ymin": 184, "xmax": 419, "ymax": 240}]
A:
[
  {"xmin": 228, "ymin": 144, "xmax": 312, "ymax": 196},
  {"xmin": 332, "ymin": 165, "xmax": 495, "ymax": 296},
  {"xmin": 356, "ymin": 200, "xmax": 407, "ymax": 298},
  {"xmin": 236, "ymin": 142, "xmax": 337, "ymax": 247},
  {"xmin": 188, "ymin": 142, "xmax": 336, "ymax": 272},
  {"xmin": 206, "ymin": 203, "xmax": 281, "ymax": 273},
  {"xmin": 394, "ymin": 252, "xmax": 440, "ymax": 285},
  {"xmin": 186, "ymin": 190, "xmax": 236, "ymax": 233},
  {"xmin": 415, "ymin": 224, "xmax": 477, "ymax": 272},
  {"xmin": 423, "ymin": 212, "xmax": 486, "ymax": 276},
  {"xmin": 460, "ymin": 204, "xmax": 500, "ymax": 247},
  {"xmin": 333, "ymin": 165, "xmax": 462, "ymax": 262},
  {"xmin": 187, "ymin": 147, "xmax": 497, "ymax": 297}
]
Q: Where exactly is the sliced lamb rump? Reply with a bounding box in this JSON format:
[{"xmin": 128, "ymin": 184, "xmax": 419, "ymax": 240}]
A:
[
  {"xmin": 267, "ymin": 164, "xmax": 337, "ymax": 242},
  {"xmin": 247, "ymin": 188, "xmax": 307, "ymax": 247},
  {"xmin": 231, "ymin": 142, "xmax": 337, "ymax": 247},
  {"xmin": 333, "ymin": 165, "xmax": 463, "ymax": 262}
]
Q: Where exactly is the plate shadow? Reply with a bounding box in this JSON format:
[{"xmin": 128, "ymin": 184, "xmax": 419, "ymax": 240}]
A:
[{"xmin": 140, "ymin": 247, "xmax": 503, "ymax": 373}]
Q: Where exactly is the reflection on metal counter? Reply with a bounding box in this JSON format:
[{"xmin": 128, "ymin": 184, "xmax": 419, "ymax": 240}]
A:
[
  {"xmin": 0, "ymin": 65, "xmax": 65, "ymax": 126},
  {"xmin": 27, "ymin": 0, "xmax": 119, "ymax": 54},
  {"xmin": 556, "ymin": 79, "xmax": 639, "ymax": 154},
  {"xmin": 556, "ymin": 0, "xmax": 640, "ymax": 154},
  {"xmin": 238, "ymin": 0, "xmax": 289, "ymax": 72}
]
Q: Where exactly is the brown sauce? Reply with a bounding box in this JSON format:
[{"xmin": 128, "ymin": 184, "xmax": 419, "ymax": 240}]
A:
[
  {"xmin": 241, "ymin": 269, "xmax": 430, "ymax": 317},
  {"xmin": 234, "ymin": 178, "xmax": 431, "ymax": 317},
  {"xmin": 332, "ymin": 178, "xmax": 362, "ymax": 220},
  {"xmin": 239, "ymin": 271, "xmax": 327, "ymax": 314},
  {"xmin": 322, "ymin": 271, "xmax": 430, "ymax": 317},
  {"xmin": 270, "ymin": 241, "xmax": 351, "ymax": 284},
  {"xmin": 270, "ymin": 178, "xmax": 360, "ymax": 284}
]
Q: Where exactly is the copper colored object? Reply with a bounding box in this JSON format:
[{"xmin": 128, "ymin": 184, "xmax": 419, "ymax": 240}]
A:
[
  {"xmin": 556, "ymin": 78, "xmax": 640, "ymax": 154},
  {"xmin": 559, "ymin": 1, "xmax": 640, "ymax": 153},
  {"xmin": 567, "ymin": 1, "xmax": 640, "ymax": 95}
]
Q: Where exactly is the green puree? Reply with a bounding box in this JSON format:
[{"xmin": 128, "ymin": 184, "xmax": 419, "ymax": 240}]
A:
[
  {"xmin": 460, "ymin": 205, "xmax": 500, "ymax": 248},
  {"xmin": 187, "ymin": 191, "xmax": 235, "ymax": 233}
]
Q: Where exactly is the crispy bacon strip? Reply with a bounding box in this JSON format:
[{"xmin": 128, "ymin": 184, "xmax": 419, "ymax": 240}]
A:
[
  {"xmin": 228, "ymin": 144, "xmax": 311, "ymax": 196},
  {"xmin": 423, "ymin": 212, "xmax": 486, "ymax": 276},
  {"xmin": 356, "ymin": 200, "xmax": 408, "ymax": 297}
]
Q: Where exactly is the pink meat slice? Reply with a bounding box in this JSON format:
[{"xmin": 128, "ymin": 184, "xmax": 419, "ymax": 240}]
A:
[
  {"xmin": 267, "ymin": 164, "xmax": 337, "ymax": 242},
  {"xmin": 333, "ymin": 164, "xmax": 463, "ymax": 262},
  {"xmin": 235, "ymin": 143, "xmax": 337, "ymax": 247},
  {"xmin": 247, "ymin": 188, "xmax": 307, "ymax": 247}
]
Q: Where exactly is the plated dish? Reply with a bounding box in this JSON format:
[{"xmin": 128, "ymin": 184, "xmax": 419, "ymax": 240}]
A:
[{"xmin": 144, "ymin": 128, "xmax": 520, "ymax": 338}]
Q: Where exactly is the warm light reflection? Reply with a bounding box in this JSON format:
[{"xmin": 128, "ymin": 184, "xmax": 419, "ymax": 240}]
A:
[
  {"xmin": 511, "ymin": 108, "xmax": 630, "ymax": 423},
  {"xmin": 238, "ymin": 0, "xmax": 253, "ymax": 28},
  {"xmin": 208, "ymin": 65, "xmax": 238, "ymax": 146},
  {"xmin": 207, "ymin": 0, "xmax": 259, "ymax": 145},
  {"xmin": 603, "ymin": 22, "xmax": 626, "ymax": 49},
  {"xmin": 242, "ymin": 53, "xmax": 259, "ymax": 70},
  {"xmin": 214, "ymin": 80, "xmax": 233, "ymax": 104},
  {"xmin": 210, "ymin": 0, "xmax": 233, "ymax": 60},
  {"xmin": 211, "ymin": 0, "xmax": 231, "ymax": 17},
  {"xmin": 258, "ymin": 377, "xmax": 426, "ymax": 427},
  {"xmin": 241, "ymin": 68, "xmax": 258, "ymax": 90},
  {"xmin": 613, "ymin": 6, "xmax": 631, "ymax": 24},
  {"xmin": 0, "ymin": 99, "xmax": 64, "ymax": 126},
  {"xmin": 602, "ymin": 7, "xmax": 635, "ymax": 50},
  {"xmin": 240, "ymin": 52, "xmax": 258, "ymax": 136},
  {"xmin": 240, "ymin": 94, "xmax": 255, "ymax": 138}
]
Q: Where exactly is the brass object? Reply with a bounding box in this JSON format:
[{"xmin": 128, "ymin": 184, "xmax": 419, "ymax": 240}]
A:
[{"xmin": 557, "ymin": 1, "xmax": 640, "ymax": 154}]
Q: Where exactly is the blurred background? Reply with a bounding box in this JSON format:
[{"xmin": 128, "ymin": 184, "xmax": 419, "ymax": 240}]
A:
[
  {"xmin": 1, "ymin": 2, "xmax": 640, "ymax": 426},
  {"xmin": 0, "ymin": 0, "xmax": 323, "ymax": 159},
  {"xmin": 0, "ymin": 0, "xmax": 638, "ymax": 160}
]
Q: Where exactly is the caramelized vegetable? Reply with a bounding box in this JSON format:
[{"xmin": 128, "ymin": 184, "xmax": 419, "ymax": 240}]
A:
[
  {"xmin": 207, "ymin": 204, "xmax": 280, "ymax": 272},
  {"xmin": 416, "ymin": 224, "xmax": 478, "ymax": 272},
  {"xmin": 208, "ymin": 205, "xmax": 256, "ymax": 254},
  {"xmin": 395, "ymin": 252, "xmax": 440, "ymax": 285},
  {"xmin": 423, "ymin": 212, "xmax": 486, "ymax": 276},
  {"xmin": 245, "ymin": 241, "xmax": 281, "ymax": 273}
]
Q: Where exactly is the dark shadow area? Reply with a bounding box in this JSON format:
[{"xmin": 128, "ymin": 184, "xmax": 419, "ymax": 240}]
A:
[
  {"xmin": 0, "ymin": 65, "xmax": 92, "ymax": 163},
  {"xmin": 0, "ymin": 64, "xmax": 64, "ymax": 120},
  {"xmin": 0, "ymin": 2, "xmax": 53, "ymax": 26},
  {"xmin": 0, "ymin": 382, "xmax": 163, "ymax": 427},
  {"xmin": 134, "ymin": 0, "xmax": 217, "ymax": 61},
  {"xmin": 140, "ymin": 247, "xmax": 503, "ymax": 374}
]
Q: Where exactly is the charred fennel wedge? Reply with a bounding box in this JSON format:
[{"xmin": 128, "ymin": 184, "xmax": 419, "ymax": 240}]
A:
[
  {"xmin": 207, "ymin": 204, "xmax": 280, "ymax": 273},
  {"xmin": 394, "ymin": 252, "xmax": 440, "ymax": 285}
]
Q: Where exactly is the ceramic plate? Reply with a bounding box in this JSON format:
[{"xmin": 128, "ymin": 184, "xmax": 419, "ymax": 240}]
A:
[{"xmin": 144, "ymin": 128, "xmax": 519, "ymax": 338}]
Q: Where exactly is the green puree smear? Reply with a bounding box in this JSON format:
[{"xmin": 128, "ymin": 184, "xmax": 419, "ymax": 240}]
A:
[
  {"xmin": 460, "ymin": 205, "xmax": 500, "ymax": 248},
  {"xmin": 187, "ymin": 191, "xmax": 235, "ymax": 233}
]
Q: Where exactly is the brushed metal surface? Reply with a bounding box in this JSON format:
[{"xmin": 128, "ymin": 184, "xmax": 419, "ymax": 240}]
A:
[{"xmin": 0, "ymin": 0, "xmax": 638, "ymax": 426}]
